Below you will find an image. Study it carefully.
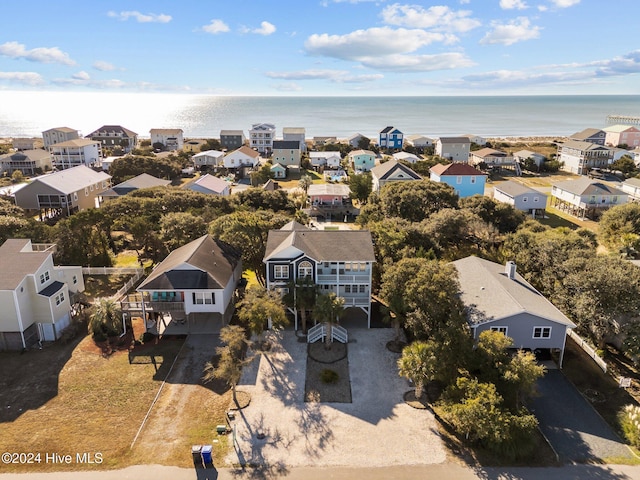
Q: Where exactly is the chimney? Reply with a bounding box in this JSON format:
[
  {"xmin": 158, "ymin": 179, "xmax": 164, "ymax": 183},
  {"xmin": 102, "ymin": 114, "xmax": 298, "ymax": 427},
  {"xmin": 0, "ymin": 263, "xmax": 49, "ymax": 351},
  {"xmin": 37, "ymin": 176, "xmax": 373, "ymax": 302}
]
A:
[{"xmin": 505, "ymin": 261, "xmax": 516, "ymax": 279}]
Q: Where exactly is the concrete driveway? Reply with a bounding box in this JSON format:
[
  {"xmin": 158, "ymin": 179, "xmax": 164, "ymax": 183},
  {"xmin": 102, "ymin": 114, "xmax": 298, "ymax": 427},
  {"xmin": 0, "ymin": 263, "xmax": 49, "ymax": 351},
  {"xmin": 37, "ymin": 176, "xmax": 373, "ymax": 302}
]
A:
[
  {"xmin": 227, "ymin": 328, "xmax": 446, "ymax": 468},
  {"xmin": 528, "ymin": 370, "xmax": 634, "ymax": 463}
]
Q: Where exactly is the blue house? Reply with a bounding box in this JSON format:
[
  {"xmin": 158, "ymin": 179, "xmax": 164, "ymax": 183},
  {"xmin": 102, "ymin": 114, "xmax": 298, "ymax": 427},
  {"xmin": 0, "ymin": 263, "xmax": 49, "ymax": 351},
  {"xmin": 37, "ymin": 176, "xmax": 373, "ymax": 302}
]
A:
[
  {"xmin": 379, "ymin": 126, "xmax": 403, "ymax": 150},
  {"xmin": 429, "ymin": 163, "xmax": 487, "ymax": 198},
  {"xmin": 348, "ymin": 149, "xmax": 376, "ymax": 172}
]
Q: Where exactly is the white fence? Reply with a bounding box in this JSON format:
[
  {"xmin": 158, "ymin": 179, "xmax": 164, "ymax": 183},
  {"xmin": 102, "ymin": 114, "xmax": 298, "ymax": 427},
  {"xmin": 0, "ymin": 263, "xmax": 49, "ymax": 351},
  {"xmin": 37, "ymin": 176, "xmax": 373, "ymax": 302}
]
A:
[
  {"xmin": 82, "ymin": 267, "xmax": 144, "ymax": 301},
  {"xmin": 567, "ymin": 329, "xmax": 607, "ymax": 373},
  {"xmin": 307, "ymin": 323, "xmax": 348, "ymax": 344}
]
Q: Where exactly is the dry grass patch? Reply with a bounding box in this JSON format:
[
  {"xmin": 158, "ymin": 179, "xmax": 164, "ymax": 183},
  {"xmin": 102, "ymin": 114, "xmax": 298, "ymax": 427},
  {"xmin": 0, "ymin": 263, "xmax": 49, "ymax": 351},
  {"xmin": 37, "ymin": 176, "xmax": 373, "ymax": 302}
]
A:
[{"xmin": 0, "ymin": 335, "xmax": 184, "ymax": 472}]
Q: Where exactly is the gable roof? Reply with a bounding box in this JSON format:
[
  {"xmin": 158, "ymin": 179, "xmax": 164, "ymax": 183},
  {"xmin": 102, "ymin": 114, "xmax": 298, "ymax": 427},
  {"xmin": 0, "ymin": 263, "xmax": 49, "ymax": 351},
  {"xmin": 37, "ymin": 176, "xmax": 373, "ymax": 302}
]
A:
[
  {"xmin": 189, "ymin": 174, "xmax": 229, "ymax": 194},
  {"xmin": 137, "ymin": 235, "xmax": 240, "ymax": 291},
  {"xmin": 570, "ymin": 128, "xmax": 605, "ymax": 140},
  {"xmin": 349, "ymin": 149, "xmax": 375, "ymax": 157},
  {"xmin": 493, "ymin": 180, "xmax": 543, "ymax": 197},
  {"xmin": 430, "ymin": 163, "xmax": 486, "ymax": 176},
  {"xmin": 453, "ymin": 256, "xmax": 575, "ymax": 327},
  {"xmin": 25, "ymin": 165, "xmax": 111, "ymax": 194},
  {"xmin": 229, "ymin": 145, "xmax": 260, "ymax": 158},
  {"xmin": 307, "ymin": 183, "xmax": 350, "ymax": 196},
  {"xmin": 280, "ymin": 221, "xmax": 310, "ymax": 231},
  {"xmin": 0, "ymin": 239, "xmax": 51, "ymax": 290},
  {"xmin": 471, "ymin": 147, "xmax": 508, "ymax": 158},
  {"xmin": 370, "ymin": 159, "xmax": 421, "ymax": 180},
  {"xmin": 604, "ymin": 124, "xmax": 640, "ymax": 133},
  {"xmin": 437, "ymin": 136, "xmax": 471, "ymax": 144},
  {"xmin": 2, "ymin": 149, "xmax": 51, "ymax": 162},
  {"xmin": 553, "ymin": 177, "xmax": 625, "ymax": 196},
  {"xmin": 264, "ymin": 230, "xmax": 375, "ymax": 263},
  {"xmin": 51, "ymin": 139, "xmax": 100, "ymax": 148},
  {"xmin": 193, "ymin": 150, "xmax": 224, "ymax": 158},
  {"xmin": 220, "ymin": 130, "xmax": 245, "ymax": 136},
  {"xmin": 272, "ymin": 140, "xmax": 300, "ymax": 150},
  {"xmin": 150, "ymin": 128, "xmax": 183, "ymax": 135},
  {"xmin": 559, "ymin": 139, "xmax": 611, "ymax": 151},
  {"xmin": 112, "ymin": 173, "xmax": 171, "ymax": 190},
  {"xmin": 623, "ymin": 178, "xmax": 640, "ymax": 189},
  {"xmin": 43, "ymin": 127, "xmax": 78, "ymax": 134},
  {"xmin": 86, "ymin": 125, "xmax": 137, "ymax": 137}
]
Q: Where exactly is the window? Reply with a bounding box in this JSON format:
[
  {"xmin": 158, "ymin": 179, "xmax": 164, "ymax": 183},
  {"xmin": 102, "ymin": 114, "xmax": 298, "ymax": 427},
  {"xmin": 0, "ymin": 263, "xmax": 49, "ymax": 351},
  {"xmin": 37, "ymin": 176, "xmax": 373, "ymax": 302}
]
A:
[
  {"xmin": 470, "ymin": 176, "xmax": 476, "ymax": 184},
  {"xmin": 533, "ymin": 326, "xmax": 551, "ymax": 338},
  {"xmin": 533, "ymin": 197, "xmax": 539, "ymax": 203},
  {"xmin": 274, "ymin": 265, "xmax": 289, "ymax": 279},
  {"xmin": 491, "ymin": 326, "xmax": 508, "ymax": 335},
  {"xmin": 522, "ymin": 197, "xmax": 528, "ymax": 202},
  {"xmin": 359, "ymin": 285, "xmax": 366, "ymax": 293},
  {"xmin": 39, "ymin": 271, "xmax": 50, "ymax": 284},
  {"xmin": 612, "ymin": 196, "xmax": 618, "ymax": 203},
  {"xmin": 456, "ymin": 176, "xmax": 462, "ymax": 184},
  {"xmin": 89, "ymin": 184, "xmax": 93, "ymax": 192},
  {"xmin": 55, "ymin": 292, "xmax": 65, "ymax": 306},
  {"xmin": 72, "ymin": 275, "xmax": 78, "ymax": 285},
  {"xmin": 298, "ymin": 261, "xmax": 313, "ymax": 278},
  {"xmin": 345, "ymin": 285, "xmax": 351, "ymax": 293},
  {"xmin": 73, "ymin": 193, "xmax": 78, "ymax": 201},
  {"xmin": 85, "ymin": 188, "xmax": 89, "ymax": 196},
  {"xmin": 193, "ymin": 292, "xmax": 215, "ymax": 305}
]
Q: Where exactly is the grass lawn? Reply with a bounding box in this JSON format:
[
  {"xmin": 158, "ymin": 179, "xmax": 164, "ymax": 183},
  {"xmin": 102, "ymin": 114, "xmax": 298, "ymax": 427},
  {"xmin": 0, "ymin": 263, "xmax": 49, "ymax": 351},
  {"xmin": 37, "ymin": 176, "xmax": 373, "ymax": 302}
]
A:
[
  {"xmin": 0, "ymin": 334, "xmax": 186, "ymax": 472},
  {"xmin": 83, "ymin": 274, "xmax": 135, "ymax": 300},
  {"xmin": 275, "ymin": 169, "xmax": 324, "ymax": 189}
]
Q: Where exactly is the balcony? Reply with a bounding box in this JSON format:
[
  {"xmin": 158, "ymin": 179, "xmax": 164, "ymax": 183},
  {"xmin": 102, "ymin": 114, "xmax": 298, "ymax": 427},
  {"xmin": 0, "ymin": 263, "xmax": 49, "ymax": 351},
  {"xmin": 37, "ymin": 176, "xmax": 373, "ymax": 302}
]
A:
[
  {"xmin": 316, "ymin": 273, "xmax": 370, "ymax": 283},
  {"xmin": 120, "ymin": 293, "xmax": 185, "ymax": 312}
]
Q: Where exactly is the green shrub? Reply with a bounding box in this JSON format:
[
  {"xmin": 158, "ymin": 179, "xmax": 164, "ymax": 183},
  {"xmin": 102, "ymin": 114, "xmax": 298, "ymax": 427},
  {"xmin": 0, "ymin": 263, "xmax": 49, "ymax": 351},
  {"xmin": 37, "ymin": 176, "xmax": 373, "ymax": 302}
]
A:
[
  {"xmin": 619, "ymin": 404, "xmax": 640, "ymax": 447},
  {"xmin": 320, "ymin": 369, "xmax": 339, "ymax": 384}
]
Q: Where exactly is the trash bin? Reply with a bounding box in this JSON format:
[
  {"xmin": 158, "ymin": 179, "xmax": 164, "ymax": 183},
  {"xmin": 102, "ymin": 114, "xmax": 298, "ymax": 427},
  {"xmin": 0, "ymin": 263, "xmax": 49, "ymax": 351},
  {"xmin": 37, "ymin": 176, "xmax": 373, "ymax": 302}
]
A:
[
  {"xmin": 191, "ymin": 445, "xmax": 203, "ymax": 466},
  {"xmin": 201, "ymin": 444, "xmax": 213, "ymax": 466},
  {"xmin": 216, "ymin": 424, "xmax": 227, "ymax": 435}
]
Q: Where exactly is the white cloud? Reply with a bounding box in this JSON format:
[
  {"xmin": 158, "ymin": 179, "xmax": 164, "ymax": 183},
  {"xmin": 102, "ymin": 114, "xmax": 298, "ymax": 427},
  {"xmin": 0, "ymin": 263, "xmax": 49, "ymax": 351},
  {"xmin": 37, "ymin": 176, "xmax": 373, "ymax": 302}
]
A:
[
  {"xmin": 265, "ymin": 69, "xmax": 383, "ymax": 83},
  {"xmin": 0, "ymin": 41, "xmax": 75, "ymax": 66},
  {"xmin": 594, "ymin": 50, "xmax": 640, "ymax": 77},
  {"xmin": 202, "ymin": 19, "xmax": 230, "ymax": 34},
  {"xmin": 241, "ymin": 21, "xmax": 276, "ymax": 35},
  {"xmin": 72, "ymin": 71, "xmax": 90, "ymax": 80},
  {"xmin": 500, "ymin": 0, "xmax": 528, "ymax": 9},
  {"xmin": 107, "ymin": 11, "xmax": 172, "ymax": 23},
  {"xmin": 306, "ymin": 27, "xmax": 456, "ymax": 60},
  {"xmin": 381, "ymin": 4, "xmax": 481, "ymax": 32},
  {"xmin": 93, "ymin": 60, "xmax": 117, "ymax": 71},
  {"xmin": 0, "ymin": 71, "xmax": 44, "ymax": 85},
  {"xmin": 358, "ymin": 52, "xmax": 475, "ymax": 72},
  {"xmin": 271, "ymin": 82, "xmax": 303, "ymax": 92},
  {"xmin": 480, "ymin": 17, "xmax": 541, "ymax": 46},
  {"xmin": 549, "ymin": 0, "xmax": 580, "ymax": 7}
]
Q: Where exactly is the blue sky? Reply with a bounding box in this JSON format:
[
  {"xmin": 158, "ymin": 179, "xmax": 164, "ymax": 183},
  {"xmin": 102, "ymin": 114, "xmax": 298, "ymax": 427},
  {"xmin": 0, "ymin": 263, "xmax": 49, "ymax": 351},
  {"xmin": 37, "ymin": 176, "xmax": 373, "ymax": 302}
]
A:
[{"xmin": 1, "ymin": 0, "xmax": 639, "ymax": 96}]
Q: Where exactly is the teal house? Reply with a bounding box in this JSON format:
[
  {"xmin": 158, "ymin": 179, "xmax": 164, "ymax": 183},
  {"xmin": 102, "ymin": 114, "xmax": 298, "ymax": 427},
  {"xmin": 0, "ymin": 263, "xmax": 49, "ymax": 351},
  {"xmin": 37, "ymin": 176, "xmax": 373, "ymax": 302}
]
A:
[
  {"xmin": 429, "ymin": 163, "xmax": 487, "ymax": 198},
  {"xmin": 347, "ymin": 149, "xmax": 376, "ymax": 172}
]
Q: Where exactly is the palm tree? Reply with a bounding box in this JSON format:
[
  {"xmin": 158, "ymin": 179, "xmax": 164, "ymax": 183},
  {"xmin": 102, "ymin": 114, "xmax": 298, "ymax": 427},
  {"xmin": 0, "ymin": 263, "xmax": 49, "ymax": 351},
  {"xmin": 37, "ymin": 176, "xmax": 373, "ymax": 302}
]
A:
[
  {"xmin": 313, "ymin": 292, "xmax": 345, "ymax": 348},
  {"xmin": 398, "ymin": 341, "xmax": 438, "ymax": 399},
  {"xmin": 284, "ymin": 277, "xmax": 318, "ymax": 332},
  {"xmin": 88, "ymin": 298, "xmax": 122, "ymax": 340},
  {"xmin": 298, "ymin": 174, "xmax": 312, "ymax": 194}
]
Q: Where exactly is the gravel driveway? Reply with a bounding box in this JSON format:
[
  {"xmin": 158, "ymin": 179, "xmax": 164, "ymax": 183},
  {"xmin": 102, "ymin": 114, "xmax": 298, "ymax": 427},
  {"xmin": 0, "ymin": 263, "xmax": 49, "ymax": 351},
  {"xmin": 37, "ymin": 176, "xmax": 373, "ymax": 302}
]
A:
[
  {"xmin": 227, "ymin": 328, "xmax": 446, "ymax": 468},
  {"xmin": 528, "ymin": 370, "xmax": 634, "ymax": 463}
]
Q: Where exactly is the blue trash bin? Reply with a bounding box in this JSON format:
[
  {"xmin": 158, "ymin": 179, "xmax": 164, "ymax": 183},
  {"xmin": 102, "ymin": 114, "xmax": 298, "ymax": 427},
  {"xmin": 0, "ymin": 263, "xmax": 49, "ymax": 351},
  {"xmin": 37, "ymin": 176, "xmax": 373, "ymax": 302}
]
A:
[
  {"xmin": 201, "ymin": 444, "xmax": 213, "ymax": 465},
  {"xmin": 191, "ymin": 445, "xmax": 203, "ymax": 465}
]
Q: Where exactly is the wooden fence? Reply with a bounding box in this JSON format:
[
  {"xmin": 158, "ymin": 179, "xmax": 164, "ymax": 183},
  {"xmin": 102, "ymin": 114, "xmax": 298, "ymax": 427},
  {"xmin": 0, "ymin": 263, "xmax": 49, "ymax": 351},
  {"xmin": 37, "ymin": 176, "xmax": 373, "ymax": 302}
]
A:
[{"xmin": 567, "ymin": 329, "xmax": 607, "ymax": 373}]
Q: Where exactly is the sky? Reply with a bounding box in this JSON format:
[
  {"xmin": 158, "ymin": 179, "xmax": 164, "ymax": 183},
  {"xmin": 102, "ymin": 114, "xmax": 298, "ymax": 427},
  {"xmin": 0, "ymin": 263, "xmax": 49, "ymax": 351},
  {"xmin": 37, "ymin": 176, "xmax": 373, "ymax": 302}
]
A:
[{"xmin": 0, "ymin": 0, "xmax": 639, "ymax": 96}]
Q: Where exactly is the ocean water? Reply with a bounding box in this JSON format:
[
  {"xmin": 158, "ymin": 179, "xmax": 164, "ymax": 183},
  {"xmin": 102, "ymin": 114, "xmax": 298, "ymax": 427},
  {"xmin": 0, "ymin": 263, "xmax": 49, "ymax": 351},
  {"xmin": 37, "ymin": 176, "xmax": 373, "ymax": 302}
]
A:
[{"xmin": 0, "ymin": 91, "xmax": 639, "ymax": 140}]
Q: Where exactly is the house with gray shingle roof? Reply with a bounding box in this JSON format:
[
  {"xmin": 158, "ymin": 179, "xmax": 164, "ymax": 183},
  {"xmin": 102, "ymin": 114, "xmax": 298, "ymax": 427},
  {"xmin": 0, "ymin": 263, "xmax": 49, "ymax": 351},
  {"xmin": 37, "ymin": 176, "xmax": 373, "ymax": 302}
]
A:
[
  {"xmin": 371, "ymin": 159, "xmax": 421, "ymax": 193},
  {"xmin": 434, "ymin": 136, "xmax": 471, "ymax": 161},
  {"xmin": 0, "ymin": 239, "xmax": 85, "ymax": 350},
  {"xmin": 569, "ymin": 128, "xmax": 606, "ymax": 145},
  {"xmin": 551, "ymin": 177, "xmax": 628, "ymax": 219},
  {"xmin": 86, "ymin": 125, "xmax": 138, "ymax": 153},
  {"xmin": 264, "ymin": 224, "xmax": 375, "ymax": 329},
  {"xmin": 220, "ymin": 130, "xmax": 246, "ymax": 151},
  {"xmin": 0, "ymin": 149, "xmax": 52, "ymax": 176},
  {"xmin": 185, "ymin": 174, "xmax": 230, "ymax": 196},
  {"xmin": 557, "ymin": 139, "xmax": 614, "ymax": 175},
  {"xmin": 102, "ymin": 173, "xmax": 171, "ymax": 199},
  {"xmin": 14, "ymin": 165, "xmax": 112, "ymax": 217},
  {"xmin": 620, "ymin": 177, "xmax": 640, "ymax": 202},
  {"xmin": 493, "ymin": 180, "xmax": 547, "ymax": 217},
  {"xmin": 453, "ymin": 256, "xmax": 576, "ymax": 367},
  {"xmin": 121, "ymin": 235, "xmax": 242, "ymax": 335}
]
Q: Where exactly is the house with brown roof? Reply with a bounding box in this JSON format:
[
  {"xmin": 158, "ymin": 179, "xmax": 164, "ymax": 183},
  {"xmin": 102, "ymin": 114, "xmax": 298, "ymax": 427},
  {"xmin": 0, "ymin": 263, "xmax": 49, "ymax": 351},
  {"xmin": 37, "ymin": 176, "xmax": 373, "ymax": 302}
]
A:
[
  {"xmin": 0, "ymin": 239, "xmax": 85, "ymax": 350},
  {"xmin": 429, "ymin": 163, "xmax": 486, "ymax": 198},
  {"xmin": 551, "ymin": 177, "xmax": 628, "ymax": 219},
  {"xmin": 121, "ymin": 235, "xmax": 242, "ymax": 335},
  {"xmin": 264, "ymin": 224, "xmax": 376, "ymax": 329},
  {"xmin": 371, "ymin": 159, "xmax": 421, "ymax": 193},
  {"xmin": 14, "ymin": 165, "xmax": 112, "ymax": 217},
  {"xmin": 453, "ymin": 256, "xmax": 576, "ymax": 367},
  {"xmin": 223, "ymin": 145, "xmax": 260, "ymax": 169},
  {"xmin": 86, "ymin": 125, "xmax": 138, "ymax": 153},
  {"xmin": 469, "ymin": 147, "xmax": 514, "ymax": 168}
]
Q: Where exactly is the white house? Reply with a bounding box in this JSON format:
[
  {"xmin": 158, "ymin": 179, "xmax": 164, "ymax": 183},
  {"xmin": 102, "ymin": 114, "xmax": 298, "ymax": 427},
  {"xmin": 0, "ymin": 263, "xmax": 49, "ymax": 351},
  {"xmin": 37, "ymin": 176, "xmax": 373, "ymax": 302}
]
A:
[
  {"xmin": 121, "ymin": 235, "xmax": 242, "ymax": 335},
  {"xmin": 513, "ymin": 150, "xmax": 546, "ymax": 169},
  {"xmin": 370, "ymin": 160, "xmax": 421, "ymax": 193},
  {"xmin": 249, "ymin": 123, "xmax": 276, "ymax": 154},
  {"xmin": 150, "ymin": 128, "xmax": 184, "ymax": 151},
  {"xmin": 192, "ymin": 150, "xmax": 225, "ymax": 169},
  {"xmin": 0, "ymin": 239, "xmax": 85, "ymax": 350},
  {"xmin": 621, "ymin": 178, "xmax": 640, "ymax": 202},
  {"xmin": 493, "ymin": 180, "xmax": 547, "ymax": 217},
  {"xmin": 405, "ymin": 135, "xmax": 434, "ymax": 148},
  {"xmin": 185, "ymin": 174, "xmax": 231, "ymax": 196},
  {"xmin": 392, "ymin": 151, "xmax": 421, "ymax": 164},
  {"xmin": 50, "ymin": 139, "xmax": 102, "ymax": 170},
  {"xmin": 551, "ymin": 177, "xmax": 628, "ymax": 219},
  {"xmin": 224, "ymin": 145, "xmax": 261, "ymax": 169},
  {"xmin": 309, "ymin": 151, "xmax": 342, "ymax": 170},
  {"xmin": 556, "ymin": 140, "xmax": 614, "ymax": 175}
]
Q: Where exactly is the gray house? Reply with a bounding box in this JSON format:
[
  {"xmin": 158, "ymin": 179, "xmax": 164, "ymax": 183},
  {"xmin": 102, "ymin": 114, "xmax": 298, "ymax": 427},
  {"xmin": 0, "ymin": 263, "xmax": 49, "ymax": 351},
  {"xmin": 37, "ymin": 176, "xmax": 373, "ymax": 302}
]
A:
[
  {"xmin": 220, "ymin": 130, "xmax": 246, "ymax": 150},
  {"xmin": 493, "ymin": 180, "xmax": 547, "ymax": 217},
  {"xmin": 569, "ymin": 128, "xmax": 607, "ymax": 146},
  {"xmin": 453, "ymin": 256, "xmax": 576, "ymax": 367},
  {"xmin": 435, "ymin": 136, "xmax": 471, "ymax": 161}
]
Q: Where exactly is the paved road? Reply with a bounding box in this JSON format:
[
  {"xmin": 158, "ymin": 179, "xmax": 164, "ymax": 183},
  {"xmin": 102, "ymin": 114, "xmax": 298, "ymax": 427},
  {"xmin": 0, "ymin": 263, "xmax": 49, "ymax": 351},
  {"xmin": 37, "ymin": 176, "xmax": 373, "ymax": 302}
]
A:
[
  {"xmin": 528, "ymin": 370, "xmax": 634, "ymax": 463},
  {"xmin": 2, "ymin": 463, "xmax": 640, "ymax": 480}
]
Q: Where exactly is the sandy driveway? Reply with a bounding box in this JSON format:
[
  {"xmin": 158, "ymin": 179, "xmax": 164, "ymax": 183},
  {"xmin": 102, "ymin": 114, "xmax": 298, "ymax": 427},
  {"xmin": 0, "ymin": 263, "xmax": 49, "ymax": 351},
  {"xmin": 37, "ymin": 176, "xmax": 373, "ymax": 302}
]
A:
[{"xmin": 227, "ymin": 328, "xmax": 446, "ymax": 468}]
